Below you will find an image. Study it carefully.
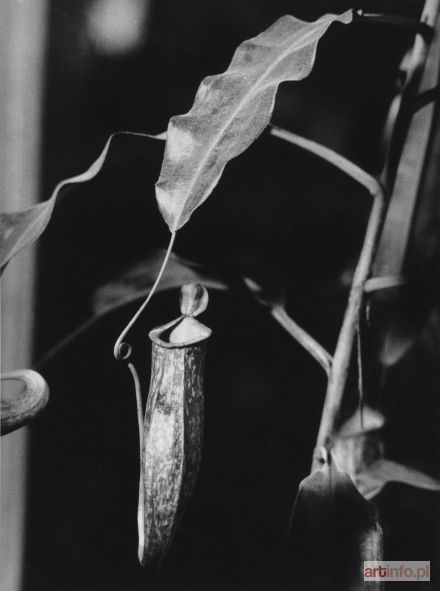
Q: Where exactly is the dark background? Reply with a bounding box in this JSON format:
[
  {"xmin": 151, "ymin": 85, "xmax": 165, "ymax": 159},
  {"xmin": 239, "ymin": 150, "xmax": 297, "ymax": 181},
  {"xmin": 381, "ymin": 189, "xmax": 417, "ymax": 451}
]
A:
[{"xmin": 23, "ymin": 1, "xmax": 440, "ymax": 590}]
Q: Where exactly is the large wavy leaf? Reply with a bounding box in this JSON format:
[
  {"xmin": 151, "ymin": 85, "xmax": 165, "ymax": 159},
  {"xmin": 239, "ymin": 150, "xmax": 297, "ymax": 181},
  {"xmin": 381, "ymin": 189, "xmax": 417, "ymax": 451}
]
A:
[
  {"xmin": 0, "ymin": 132, "xmax": 164, "ymax": 273},
  {"xmin": 156, "ymin": 10, "xmax": 352, "ymax": 232}
]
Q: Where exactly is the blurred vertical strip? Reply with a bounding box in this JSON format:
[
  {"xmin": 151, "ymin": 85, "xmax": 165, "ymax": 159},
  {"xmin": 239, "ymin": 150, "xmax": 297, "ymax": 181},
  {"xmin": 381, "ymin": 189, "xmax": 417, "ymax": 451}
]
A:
[{"xmin": 0, "ymin": 1, "xmax": 48, "ymax": 590}]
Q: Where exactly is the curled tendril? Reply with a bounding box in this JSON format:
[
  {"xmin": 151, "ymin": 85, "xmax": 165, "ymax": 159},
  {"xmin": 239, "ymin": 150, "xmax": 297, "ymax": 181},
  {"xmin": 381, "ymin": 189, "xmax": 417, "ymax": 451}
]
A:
[
  {"xmin": 113, "ymin": 233, "xmax": 176, "ymax": 362},
  {"xmin": 114, "ymin": 341, "xmax": 132, "ymax": 361}
]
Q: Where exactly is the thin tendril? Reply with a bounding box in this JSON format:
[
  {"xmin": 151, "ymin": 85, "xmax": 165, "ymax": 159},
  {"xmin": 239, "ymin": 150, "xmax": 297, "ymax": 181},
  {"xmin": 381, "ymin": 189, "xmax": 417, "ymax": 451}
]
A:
[
  {"xmin": 127, "ymin": 360, "xmax": 146, "ymax": 561},
  {"xmin": 128, "ymin": 362, "xmax": 144, "ymax": 450},
  {"xmin": 356, "ymin": 315, "xmax": 365, "ymax": 432},
  {"xmin": 113, "ymin": 232, "xmax": 176, "ymax": 360}
]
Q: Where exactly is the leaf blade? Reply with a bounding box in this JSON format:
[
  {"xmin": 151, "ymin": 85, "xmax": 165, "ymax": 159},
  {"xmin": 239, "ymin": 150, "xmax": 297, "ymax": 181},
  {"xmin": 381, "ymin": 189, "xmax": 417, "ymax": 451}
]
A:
[
  {"xmin": 156, "ymin": 10, "xmax": 352, "ymax": 231},
  {"xmin": 288, "ymin": 454, "xmax": 382, "ymax": 589},
  {"xmin": 0, "ymin": 132, "xmax": 164, "ymax": 272},
  {"xmin": 358, "ymin": 459, "xmax": 440, "ymax": 500}
]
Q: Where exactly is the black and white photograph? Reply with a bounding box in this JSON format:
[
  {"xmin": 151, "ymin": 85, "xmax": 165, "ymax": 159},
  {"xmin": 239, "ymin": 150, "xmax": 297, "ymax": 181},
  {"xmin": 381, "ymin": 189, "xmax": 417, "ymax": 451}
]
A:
[{"xmin": 1, "ymin": 1, "xmax": 440, "ymax": 590}]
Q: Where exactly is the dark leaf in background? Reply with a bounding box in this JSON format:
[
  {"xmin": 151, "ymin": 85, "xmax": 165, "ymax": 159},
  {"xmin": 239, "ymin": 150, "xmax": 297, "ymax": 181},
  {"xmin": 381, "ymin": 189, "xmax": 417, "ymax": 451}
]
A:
[
  {"xmin": 156, "ymin": 10, "xmax": 352, "ymax": 232},
  {"xmin": 37, "ymin": 251, "xmax": 226, "ymax": 367},
  {"xmin": 333, "ymin": 406, "xmax": 440, "ymax": 500},
  {"xmin": 371, "ymin": 11, "xmax": 440, "ymax": 368},
  {"xmin": 288, "ymin": 453, "xmax": 382, "ymax": 591},
  {"xmin": 357, "ymin": 458, "xmax": 440, "ymax": 500},
  {"xmin": 93, "ymin": 249, "xmax": 227, "ymax": 316},
  {"xmin": 332, "ymin": 406, "xmax": 385, "ymax": 485}
]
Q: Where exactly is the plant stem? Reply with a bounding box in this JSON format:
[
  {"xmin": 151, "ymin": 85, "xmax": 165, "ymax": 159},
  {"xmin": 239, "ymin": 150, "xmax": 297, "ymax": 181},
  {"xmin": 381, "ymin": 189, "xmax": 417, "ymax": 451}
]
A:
[
  {"xmin": 312, "ymin": 182, "xmax": 385, "ymax": 470},
  {"xmin": 271, "ymin": 306, "xmax": 332, "ymax": 376},
  {"xmin": 269, "ymin": 125, "xmax": 382, "ymax": 197},
  {"xmin": 275, "ymin": 0, "xmax": 439, "ymax": 472},
  {"xmin": 269, "ymin": 124, "xmax": 386, "ymax": 450},
  {"xmin": 243, "ymin": 277, "xmax": 332, "ymax": 375}
]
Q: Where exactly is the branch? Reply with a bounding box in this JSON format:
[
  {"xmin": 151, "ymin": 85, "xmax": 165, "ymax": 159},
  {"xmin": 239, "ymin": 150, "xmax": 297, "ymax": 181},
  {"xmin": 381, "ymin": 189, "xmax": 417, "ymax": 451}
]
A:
[
  {"xmin": 243, "ymin": 277, "xmax": 332, "ymax": 375},
  {"xmin": 312, "ymin": 180, "xmax": 386, "ymax": 469},
  {"xmin": 269, "ymin": 125, "xmax": 382, "ymax": 197},
  {"xmin": 271, "ymin": 306, "xmax": 332, "ymax": 376}
]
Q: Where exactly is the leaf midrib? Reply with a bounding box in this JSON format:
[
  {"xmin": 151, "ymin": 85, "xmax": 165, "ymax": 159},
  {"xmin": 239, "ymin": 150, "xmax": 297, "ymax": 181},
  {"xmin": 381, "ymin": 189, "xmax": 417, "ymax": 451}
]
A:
[{"xmin": 167, "ymin": 14, "xmax": 337, "ymax": 230}]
